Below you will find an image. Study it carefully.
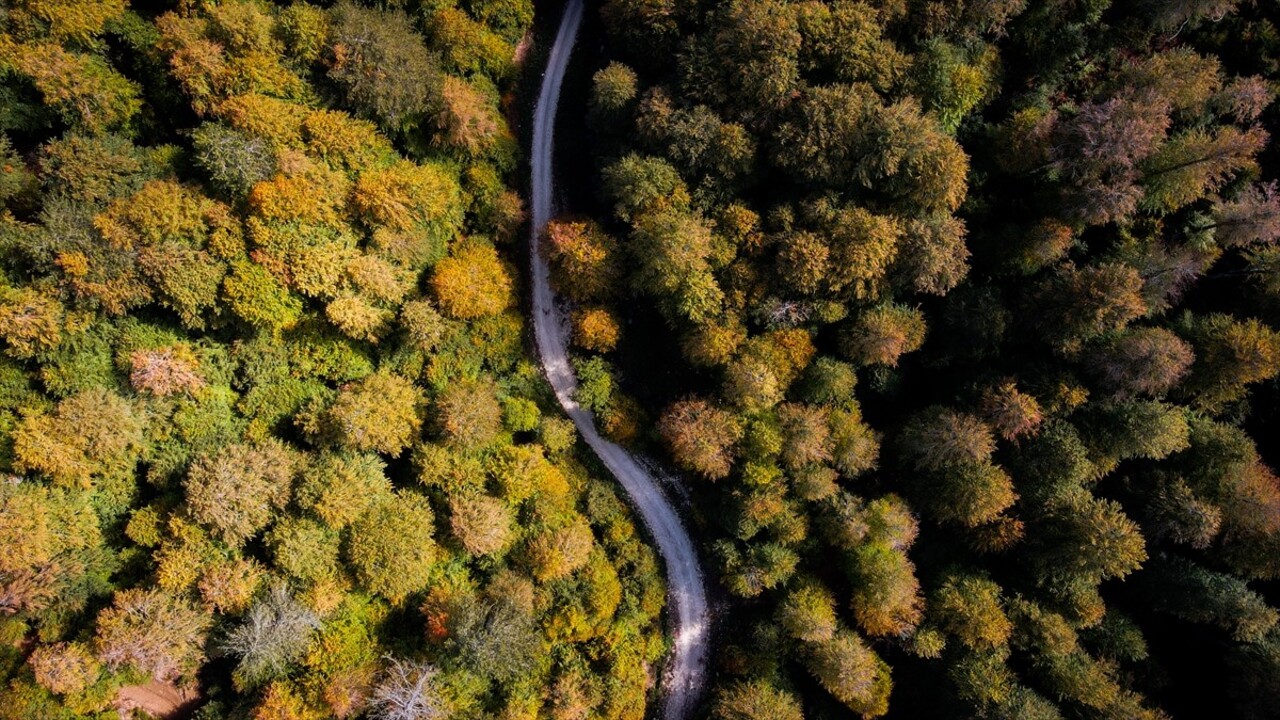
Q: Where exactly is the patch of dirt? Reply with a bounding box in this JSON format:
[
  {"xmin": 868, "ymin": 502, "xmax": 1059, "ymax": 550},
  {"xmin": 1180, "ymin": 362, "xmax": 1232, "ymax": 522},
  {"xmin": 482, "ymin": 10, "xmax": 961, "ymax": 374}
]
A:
[{"xmin": 116, "ymin": 681, "xmax": 200, "ymax": 719}]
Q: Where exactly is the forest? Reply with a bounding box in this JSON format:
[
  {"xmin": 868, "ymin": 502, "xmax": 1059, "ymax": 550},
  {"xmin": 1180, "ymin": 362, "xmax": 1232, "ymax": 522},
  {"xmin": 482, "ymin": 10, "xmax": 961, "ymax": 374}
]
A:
[
  {"xmin": 545, "ymin": 0, "xmax": 1280, "ymax": 717},
  {"xmin": 2, "ymin": 0, "xmax": 1280, "ymax": 719},
  {"xmin": 0, "ymin": 0, "xmax": 669, "ymax": 718}
]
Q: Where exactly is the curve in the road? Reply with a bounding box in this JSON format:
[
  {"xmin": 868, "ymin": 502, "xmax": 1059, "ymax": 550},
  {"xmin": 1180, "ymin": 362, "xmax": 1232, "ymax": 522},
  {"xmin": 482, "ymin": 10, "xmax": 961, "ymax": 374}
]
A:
[{"xmin": 529, "ymin": 1, "xmax": 710, "ymax": 717}]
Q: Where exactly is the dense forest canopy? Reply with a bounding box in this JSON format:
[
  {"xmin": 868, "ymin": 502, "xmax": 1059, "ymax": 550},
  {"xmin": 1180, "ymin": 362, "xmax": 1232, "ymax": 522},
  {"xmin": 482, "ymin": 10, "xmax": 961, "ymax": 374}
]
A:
[
  {"xmin": 539, "ymin": 0, "xmax": 1280, "ymax": 717},
  {"xmin": 0, "ymin": 1, "xmax": 670, "ymax": 718},
  {"xmin": 4, "ymin": 0, "xmax": 1280, "ymax": 718}
]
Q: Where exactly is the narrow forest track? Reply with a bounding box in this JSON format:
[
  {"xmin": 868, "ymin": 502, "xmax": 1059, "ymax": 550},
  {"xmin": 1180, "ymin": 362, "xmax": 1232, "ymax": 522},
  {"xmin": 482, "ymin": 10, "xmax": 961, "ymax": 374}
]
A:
[{"xmin": 528, "ymin": 1, "xmax": 710, "ymax": 717}]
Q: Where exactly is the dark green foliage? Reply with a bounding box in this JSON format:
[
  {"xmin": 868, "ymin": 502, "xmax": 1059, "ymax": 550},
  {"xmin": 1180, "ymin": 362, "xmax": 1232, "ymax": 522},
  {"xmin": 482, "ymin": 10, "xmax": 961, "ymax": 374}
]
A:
[{"xmin": 582, "ymin": 0, "xmax": 1280, "ymax": 716}]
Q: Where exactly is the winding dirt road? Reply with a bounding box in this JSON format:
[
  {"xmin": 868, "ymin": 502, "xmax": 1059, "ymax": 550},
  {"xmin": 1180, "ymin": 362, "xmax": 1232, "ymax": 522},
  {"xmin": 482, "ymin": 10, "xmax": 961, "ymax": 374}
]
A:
[{"xmin": 529, "ymin": 1, "xmax": 710, "ymax": 717}]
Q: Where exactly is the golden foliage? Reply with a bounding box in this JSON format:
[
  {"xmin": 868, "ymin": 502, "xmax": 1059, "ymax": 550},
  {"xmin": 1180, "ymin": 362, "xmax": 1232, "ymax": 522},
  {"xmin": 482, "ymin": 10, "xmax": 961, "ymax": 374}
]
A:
[
  {"xmin": 431, "ymin": 242, "xmax": 514, "ymax": 319},
  {"xmin": 353, "ymin": 160, "xmax": 462, "ymax": 232},
  {"xmin": 0, "ymin": 40, "xmax": 140, "ymax": 131},
  {"xmin": 572, "ymin": 308, "xmax": 620, "ymax": 352}
]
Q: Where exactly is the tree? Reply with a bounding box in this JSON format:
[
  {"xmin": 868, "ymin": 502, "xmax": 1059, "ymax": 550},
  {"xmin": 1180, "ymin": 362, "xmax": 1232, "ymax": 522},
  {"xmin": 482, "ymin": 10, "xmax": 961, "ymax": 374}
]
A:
[
  {"xmin": 1141, "ymin": 126, "xmax": 1267, "ymax": 213},
  {"xmin": 778, "ymin": 582, "xmax": 838, "ymax": 643},
  {"xmin": 910, "ymin": 39, "xmax": 998, "ymax": 132},
  {"xmin": 1210, "ymin": 182, "xmax": 1280, "ymax": 248},
  {"xmin": 192, "ymin": 123, "xmax": 278, "ymax": 199},
  {"xmin": 346, "ymin": 493, "xmax": 437, "ymax": 602},
  {"xmin": 185, "ymin": 439, "xmax": 296, "ymax": 546},
  {"xmin": 1031, "ymin": 264, "xmax": 1148, "ymax": 351},
  {"xmin": 659, "ymin": 398, "xmax": 744, "ymax": 480},
  {"xmin": 600, "ymin": 154, "xmax": 690, "ymax": 222},
  {"xmin": 28, "ymin": 642, "xmax": 100, "ymax": 697},
  {"xmin": 430, "ymin": 241, "xmax": 513, "ymax": 319},
  {"xmin": 434, "ymin": 379, "xmax": 503, "ymax": 449},
  {"xmin": 713, "ymin": 679, "xmax": 804, "ymax": 720},
  {"xmin": 199, "ymin": 558, "xmax": 265, "ymax": 614},
  {"xmin": 0, "ymin": 41, "xmax": 140, "ymax": 132},
  {"xmin": 797, "ymin": 356, "xmax": 858, "ymax": 406},
  {"xmin": 629, "ymin": 208, "xmax": 724, "ymax": 324},
  {"xmin": 1049, "ymin": 97, "xmax": 1169, "ymax": 225},
  {"xmin": 898, "ymin": 410, "xmax": 1016, "ymax": 526},
  {"xmin": 572, "ymin": 307, "xmax": 620, "ymax": 352},
  {"xmin": 426, "ymin": 8, "xmax": 512, "ymax": 80},
  {"xmin": 400, "ymin": 300, "xmax": 448, "ymax": 351},
  {"xmin": 326, "ymin": 2, "xmax": 443, "ymax": 129},
  {"xmin": 842, "ymin": 303, "xmax": 927, "ymax": 367},
  {"xmin": 266, "ymin": 517, "xmax": 340, "ymax": 583},
  {"xmin": 804, "ymin": 628, "xmax": 892, "ymax": 716},
  {"xmin": 447, "ymin": 595, "xmax": 541, "ymax": 683},
  {"xmin": 685, "ymin": 0, "xmax": 802, "ymax": 120},
  {"xmin": 895, "ymin": 213, "xmax": 970, "ymax": 296},
  {"xmin": 130, "ymin": 345, "xmax": 206, "ymax": 396},
  {"xmin": 929, "ymin": 572, "xmax": 1011, "ymax": 650},
  {"xmin": 796, "ymin": 0, "xmax": 906, "ymax": 89},
  {"xmin": 1085, "ymin": 327, "xmax": 1195, "ymax": 397},
  {"xmin": 1140, "ymin": 475, "xmax": 1223, "ymax": 550},
  {"xmin": 0, "ymin": 286, "xmax": 64, "ymax": 359},
  {"xmin": 1029, "ymin": 493, "xmax": 1147, "ymax": 587},
  {"xmin": 1141, "ymin": 554, "xmax": 1277, "ymax": 643},
  {"xmin": 850, "ymin": 541, "xmax": 923, "ymax": 636},
  {"xmin": 542, "ymin": 219, "xmax": 623, "ymax": 303},
  {"xmin": 223, "ymin": 260, "xmax": 303, "ymax": 333},
  {"xmin": 434, "ymin": 76, "xmax": 502, "ymax": 156},
  {"xmin": 448, "ymin": 493, "xmax": 514, "ymax": 557},
  {"xmin": 223, "ymin": 584, "xmax": 321, "ymax": 688},
  {"xmin": 369, "ymin": 657, "xmax": 450, "ymax": 720},
  {"xmin": 94, "ymin": 588, "xmax": 212, "ymax": 682},
  {"xmin": 320, "ymin": 371, "xmax": 423, "ymax": 455},
  {"xmin": 524, "ymin": 517, "xmax": 594, "ymax": 581},
  {"xmin": 13, "ymin": 388, "xmax": 145, "ymax": 489},
  {"xmin": 979, "ymin": 381, "xmax": 1043, "ymax": 440},
  {"xmin": 590, "ymin": 62, "xmax": 638, "ymax": 118},
  {"xmin": 295, "ymin": 452, "xmax": 391, "ymax": 529},
  {"xmin": 774, "ymin": 85, "xmax": 968, "ymax": 213},
  {"xmin": 898, "ymin": 407, "xmax": 996, "ymax": 473},
  {"xmin": 778, "ymin": 403, "xmax": 832, "ymax": 470},
  {"xmin": 1147, "ymin": 0, "xmax": 1241, "ymax": 32},
  {"xmin": 1175, "ymin": 313, "xmax": 1280, "ymax": 409},
  {"xmin": 1079, "ymin": 400, "xmax": 1190, "ymax": 463}
]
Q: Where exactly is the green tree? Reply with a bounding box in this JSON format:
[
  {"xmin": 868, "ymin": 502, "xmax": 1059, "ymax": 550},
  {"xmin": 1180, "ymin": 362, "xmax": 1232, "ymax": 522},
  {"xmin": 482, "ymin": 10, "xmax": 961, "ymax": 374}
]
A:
[
  {"xmin": 1175, "ymin": 313, "xmax": 1280, "ymax": 409},
  {"xmin": 778, "ymin": 581, "xmax": 838, "ymax": 643},
  {"xmin": 295, "ymin": 452, "xmax": 391, "ymax": 529},
  {"xmin": 326, "ymin": 1, "xmax": 442, "ymax": 130},
  {"xmin": 317, "ymin": 371, "xmax": 423, "ymax": 455},
  {"xmin": 713, "ymin": 679, "xmax": 804, "ymax": 720},
  {"xmin": 346, "ymin": 492, "xmax": 437, "ymax": 602}
]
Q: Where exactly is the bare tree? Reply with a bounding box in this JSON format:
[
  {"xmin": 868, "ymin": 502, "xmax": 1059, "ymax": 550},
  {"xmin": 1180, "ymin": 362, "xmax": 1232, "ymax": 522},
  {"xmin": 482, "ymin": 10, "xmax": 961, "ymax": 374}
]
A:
[
  {"xmin": 369, "ymin": 656, "xmax": 449, "ymax": 720},
  {"xmin": 221, "ymin": 583, "xmax": 319, "ymax": 687}
]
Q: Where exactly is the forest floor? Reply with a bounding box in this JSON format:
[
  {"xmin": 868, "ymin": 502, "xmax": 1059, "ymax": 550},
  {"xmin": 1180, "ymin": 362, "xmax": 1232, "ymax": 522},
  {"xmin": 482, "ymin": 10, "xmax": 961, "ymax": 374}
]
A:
[
  {"xmin": 116, "ymin": 680, "xmax": 199, "ymax": 719},
  {"xmin": 528, "ymin": 0, "xmax": 711, "ymax": 717}
]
